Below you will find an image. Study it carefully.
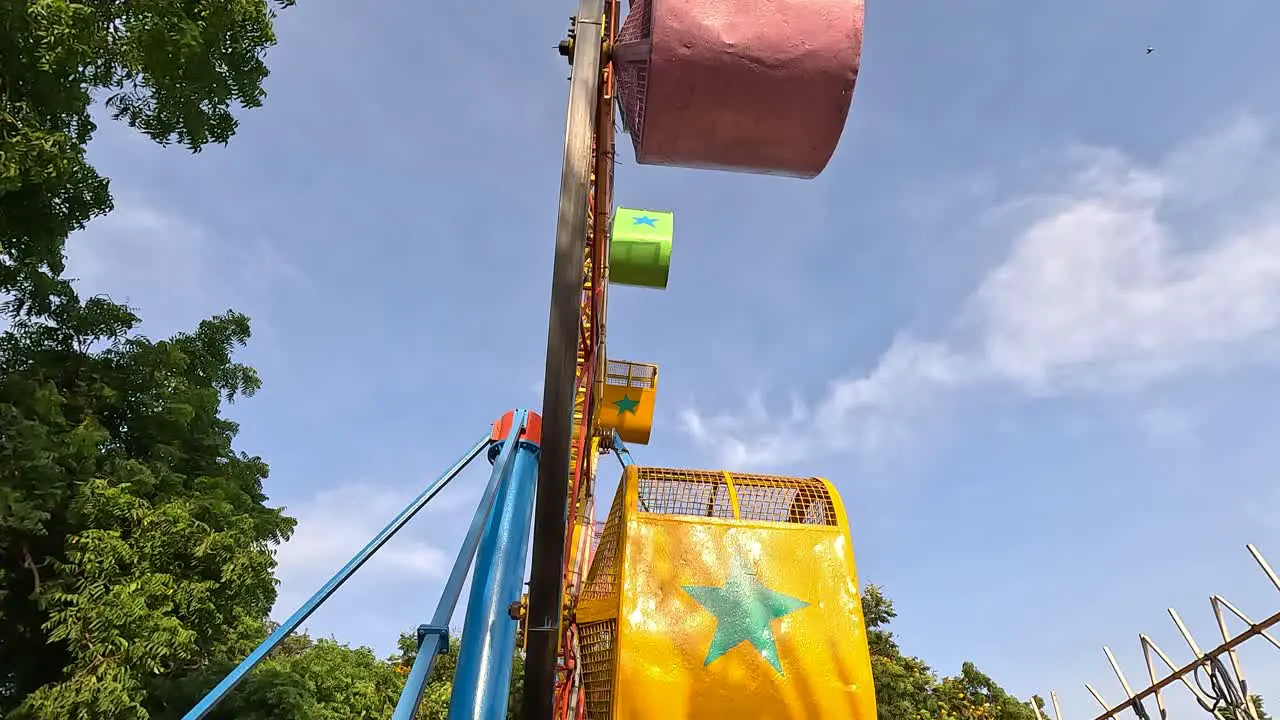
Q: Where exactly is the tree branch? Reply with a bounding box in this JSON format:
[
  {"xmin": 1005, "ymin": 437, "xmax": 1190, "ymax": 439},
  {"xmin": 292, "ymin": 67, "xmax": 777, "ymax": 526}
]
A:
[{"xmin": 20, "ymin": 543, "xmax": 41, "ymax": 594}]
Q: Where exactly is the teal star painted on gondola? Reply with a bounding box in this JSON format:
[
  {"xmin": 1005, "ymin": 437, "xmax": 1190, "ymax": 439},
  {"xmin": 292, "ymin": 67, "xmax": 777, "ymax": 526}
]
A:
[
  {"xmin": 612, "ymin": 394, "xmax": 640, "ymax": 416},
  {"xmin": 682, "ymin": 555, "xmax": 808, "ymax": 674},
  {"xmin": 632, "ymin": 215, "xmax": 658, "ymax": 226}
]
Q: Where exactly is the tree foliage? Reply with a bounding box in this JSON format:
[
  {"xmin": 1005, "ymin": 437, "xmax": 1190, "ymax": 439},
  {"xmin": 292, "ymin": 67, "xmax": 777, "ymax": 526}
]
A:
[
  {"xmin": 147, "ymin": 628, "xmax": 407, "ymax": 719},
  {"xmin": 142, "ymin": 626, "xmax": 523, "ymax": 719},
  {"xmin": 1216, "ymin": 696, "xmax": 1273, "ymax": 720},
  {"xmin": 0, "ymin": 304, "xmax": 295, "ymax": 717},
  {"xmin": 862, "ymin": 584, "xmax": 1044, "ymax": 720},
  {"xmin": 389, "ymin": 629, "xmax": 525, "ymax": 720},
  {"xmin": 1, "ymin": 0, "xmax": 294, "ymax": 317},
  {"xmin": 0, "ymin": 1, "xmax": 298, "ymax": 716},
  {"xmin": 390, "ymin": 629, "xmax": 457, "ymax": 720}
]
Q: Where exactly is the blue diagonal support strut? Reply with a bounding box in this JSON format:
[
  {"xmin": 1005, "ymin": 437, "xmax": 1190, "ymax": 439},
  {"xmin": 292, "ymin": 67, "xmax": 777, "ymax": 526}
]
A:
[
  {"xmin": 393, "ymin": 410, "xmax": 531, "ymax": 720},
  {"xmin": 447, "ymin": 417, "xmax": 541, "ymax": 720},
  {"xmin": 182, "ymin": 433, "xmax": 492, "ymax": 720},
  {"xmin": 612, "ymin": 431, "xmax": 635, "ymax": 468}
]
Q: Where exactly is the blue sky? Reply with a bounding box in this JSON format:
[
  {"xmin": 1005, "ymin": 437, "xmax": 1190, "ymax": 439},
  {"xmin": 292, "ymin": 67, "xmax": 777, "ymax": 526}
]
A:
[{"xmin": 64, "ymin": 0, "xmax": 1280, "ymax": 714}]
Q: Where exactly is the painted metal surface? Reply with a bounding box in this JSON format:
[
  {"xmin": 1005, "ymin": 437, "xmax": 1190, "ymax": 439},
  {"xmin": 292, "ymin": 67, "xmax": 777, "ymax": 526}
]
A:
[
  {"xmin": 611, "ymin": 432, "xmax": 636, "ymax": 468},
  {"xmin": 610, "ymin": 208, "xmax": 673, "ymax": 289},
  {"xmin": 577, "ymin": 466, "xmax": 877, "ymax": 719},
  {"xmin": 615, "ymin": 0, "xmax": 865, "ymax": 177},
  {"xmin": 450, "ymin": 432, "xmax": 543, "ymax": 720},
  {"xmin": 617, "ymin": 518, "xmax": 876, "ymax": 719},
  {"xmin": 525, "ymin": 0, "xmax": 607, "ymax": 713},
  {"xmin": 394, "ymin": 413, "xmax": 532, "ymax": 720},
  {"xmin": 597, "ymin": 360, "xmax": 657, "ymax": 445}
]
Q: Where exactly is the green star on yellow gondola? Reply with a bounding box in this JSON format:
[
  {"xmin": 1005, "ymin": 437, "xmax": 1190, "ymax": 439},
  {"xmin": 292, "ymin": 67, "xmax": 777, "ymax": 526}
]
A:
[
  {"xmin": 612, "ymin": 395, "xmax": 640, "ymax": 416},
  {"xmin": 683, "ymin": 555, "xmax": 808, "ymax": 674}
]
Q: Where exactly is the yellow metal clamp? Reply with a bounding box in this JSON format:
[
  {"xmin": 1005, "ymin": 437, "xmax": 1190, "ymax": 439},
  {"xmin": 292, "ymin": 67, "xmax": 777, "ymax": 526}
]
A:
[{"xmin": 508, "ymin": 594, "xmax": 529, "ymax": 650}]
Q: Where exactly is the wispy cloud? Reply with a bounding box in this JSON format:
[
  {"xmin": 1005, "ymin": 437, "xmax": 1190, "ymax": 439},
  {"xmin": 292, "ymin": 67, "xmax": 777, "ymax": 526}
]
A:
[
  {"xmin": 1132, "ymin": 405, "xmax": 1199, "ymax": 445},
  {"xmin": 682, "ymin": 115, "xmax": 1280, "ymax": 467},
  {"xmin": 64, "ymin": 194, "xmax": 299, "ymax": 335},
  {"xmin": 65, "ymin": 203, "xmax": 207, "ymax": 305},
  {"xmin": 272, "ymin": 483, "xmax": 453, "ymax": 606}
]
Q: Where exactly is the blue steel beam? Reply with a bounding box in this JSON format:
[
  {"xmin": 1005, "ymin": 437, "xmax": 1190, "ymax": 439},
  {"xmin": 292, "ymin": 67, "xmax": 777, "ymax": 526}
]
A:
[
  {"xmin": 448, "ymin": 417, "xmax": 542, "ymax": 720},
  {"xmin": 183, "ymin": 433, "xmax": 492, "ymax": 720},
  {"xmin": 611, "ymin": 431, "xmax": 635, "ymax": 468},
  {"xmin": 393, "ymin": 410, "xmax": 530, "ymax": 719}
]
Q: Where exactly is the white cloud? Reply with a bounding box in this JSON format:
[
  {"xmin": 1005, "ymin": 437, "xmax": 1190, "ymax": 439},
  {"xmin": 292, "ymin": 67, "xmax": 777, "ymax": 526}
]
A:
[
  {"xmin": 66, "ymin": 203, "xmax": 206, "ymax": 303},
  {"xmin": 273, "ymin": 483, "xmax": 452, "ymax": 592},
  {"xmin": 681, "ymin": 338, "xmax": 969, "ymax": 466},
  {"xmin": 63, "ymin": 195, "xmax": 298, "ymax": 333},
  {"xmin": 1133, "ymin": 406, "xmax": 1198, "ymax": 445},
  {"xmin": 683, "ymin": 115, "xmax": 1280, "ymax": 467}
]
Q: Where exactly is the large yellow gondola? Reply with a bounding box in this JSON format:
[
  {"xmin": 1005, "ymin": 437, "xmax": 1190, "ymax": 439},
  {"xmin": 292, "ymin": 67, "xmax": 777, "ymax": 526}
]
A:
[{"xmin": 576, "ymin": 466, "xmax": 877, "ymax": 719}]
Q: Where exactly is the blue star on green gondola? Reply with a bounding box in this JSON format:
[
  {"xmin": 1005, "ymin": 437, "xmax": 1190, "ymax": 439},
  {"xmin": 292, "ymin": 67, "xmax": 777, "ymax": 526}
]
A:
[
  {"xmin": 632, "ymin": 215, "xmax": 658, "ymax": 226},
  {"xmin": 612, "ymin": 395, "xmax": 640, "ymax": 416},
  {"xmin": 683, "ymin": 556, "xmax": 808, "ymax": 674}
]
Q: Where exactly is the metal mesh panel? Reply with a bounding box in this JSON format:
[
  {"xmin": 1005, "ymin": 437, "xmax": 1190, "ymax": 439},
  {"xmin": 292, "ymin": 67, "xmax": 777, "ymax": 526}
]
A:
[
  {"xmin": 633, "ymin": 468, "xmax": 837, "ymax": 525},
  {"xmin": 615, "ymin": 0, "xmax": 650, "ymax": 142},
  {"xmin": 730, "ymin": 473, "xmax": 838, "ymax": 526},
  {"xmin": 635, "ymin": 467, "xmax": 734, "ymax": 519},
  {"xmin": 590, "ymin": 520, "xmax": 605, "ymax": 559},
  {"xmin": 579, "ymin": 620, "xmax": 617, "ymax": 720},
  {"xmin": 604, "ymin": 360, "xmax": 655, "ymax": 389},
  {"xmin": 616, "ymin": 0, "xmax": 648, "ymax": 45},
  {"xmin": 582, "ymin": 487, "xmax": 626, "ymax": 601}
]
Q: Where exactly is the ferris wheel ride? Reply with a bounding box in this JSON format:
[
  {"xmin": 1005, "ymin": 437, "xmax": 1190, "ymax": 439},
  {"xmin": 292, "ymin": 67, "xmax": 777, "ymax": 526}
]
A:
[
  {"xmin": 184, "ymin": 0, "xmax": 869, "ymax": 718},
  {"xmin": 527, "ymin": 0, "xmax": 868, "ymax": 717}
]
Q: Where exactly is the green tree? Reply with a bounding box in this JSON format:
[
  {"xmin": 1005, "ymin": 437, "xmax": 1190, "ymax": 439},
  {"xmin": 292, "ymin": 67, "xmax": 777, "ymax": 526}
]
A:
[
  {"xmin": 862, "ymin": 585, "xmax": 947, "ymax": 719},
  {"xmin": 0, "ymin": 307, "xmax": 295, "ymax": 717},
  {"xmin": 1, "ymin": 0, "xmax": 297, "ymax": 716},
  {"xmin": 389, "ymin": 629, "xmax": 454, "ymax": 719},
  {"xmin": 147, "ymin": 629, "xmax": 406, "ymax": 719},
  {"xmin": 863, "ymin": 584, "xmax": 1040, "ymax": 720},
  {"xmin": 1215, "ymin": 696, "xmax": 1273, "ymax": 720},
  {"xmin": 1, "ymin": 0, "xmax": 295, "ymax": 318},
  {"xmin": 934, "ymin": 663, "xmax": 1042, "ymax": 720},
  {"xmin": 389, "ymin": 628, "xmax": 525, "ymax": 720}
]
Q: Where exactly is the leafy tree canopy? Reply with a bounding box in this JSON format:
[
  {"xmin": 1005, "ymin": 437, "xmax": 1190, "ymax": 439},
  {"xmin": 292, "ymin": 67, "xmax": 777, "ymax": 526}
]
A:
[
  {"xmin": 147, "ymin": 628, "xmax": 407, "ymax": 719},
  {"xmin": 862, "ymin": 584, "xmax": 1045, "ymax": 720},
  {"xmin": 388, "ymin": 629, "xmax": 525, "ymax": 720},
  {"xmin": 0, "ymin": 307, "xmax": 295, "ymax": 717},
  {"xmin": 1, "ymin": 0, "xmax": 295, "ymax": 318},
  {"xmin": 1, "ymin": 0, "xmax": 297, "ymax": 717},
  {"xmin": 147, "ymin": 626, "xmax": 523, "ymax": 719}
]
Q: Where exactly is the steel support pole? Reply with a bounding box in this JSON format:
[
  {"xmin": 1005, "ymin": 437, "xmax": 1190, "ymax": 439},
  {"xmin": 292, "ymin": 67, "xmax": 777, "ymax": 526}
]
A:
[
  {"xmin": 448, "ymin": 421, "xmax": 542, "ymax": 720},
  {"xmin": 392, "ymin": 412, "xmax": 530, "ymax": 720},
  {"xmin": 524, "ymin": 2, "xmax": 605, "ymax": 717}
]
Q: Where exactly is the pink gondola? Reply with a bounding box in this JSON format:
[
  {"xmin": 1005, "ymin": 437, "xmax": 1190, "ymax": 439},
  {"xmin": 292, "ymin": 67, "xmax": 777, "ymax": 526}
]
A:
[{"xmin": 613, "ymin": 0, "xmax": 865, "ymax": 178}]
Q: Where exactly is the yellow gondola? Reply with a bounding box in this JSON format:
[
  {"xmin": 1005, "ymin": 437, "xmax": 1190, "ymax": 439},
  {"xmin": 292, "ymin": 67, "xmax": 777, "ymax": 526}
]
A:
[{"xmin": 576, "ymin": 466, "xmax": 877, "ymax": 719}]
